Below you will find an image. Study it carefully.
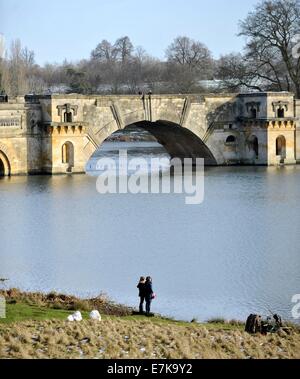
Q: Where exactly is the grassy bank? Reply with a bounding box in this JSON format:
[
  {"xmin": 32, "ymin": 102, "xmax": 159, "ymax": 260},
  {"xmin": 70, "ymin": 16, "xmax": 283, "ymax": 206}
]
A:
[{"xmin": 0, "ymin": 289, "xmax": 300, "ymax": 359}]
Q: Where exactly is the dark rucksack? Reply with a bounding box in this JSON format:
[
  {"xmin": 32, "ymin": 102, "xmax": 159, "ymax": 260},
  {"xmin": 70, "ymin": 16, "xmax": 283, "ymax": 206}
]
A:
[{"xmin": 245, "ymin": 314, "xmax": 262, "ymax": 334}]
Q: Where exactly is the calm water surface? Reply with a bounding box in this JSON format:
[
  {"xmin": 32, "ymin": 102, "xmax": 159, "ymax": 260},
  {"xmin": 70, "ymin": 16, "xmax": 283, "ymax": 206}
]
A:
[{"xmin": 0, "ymin": 165, "xmax": 300, "ymax": 322}]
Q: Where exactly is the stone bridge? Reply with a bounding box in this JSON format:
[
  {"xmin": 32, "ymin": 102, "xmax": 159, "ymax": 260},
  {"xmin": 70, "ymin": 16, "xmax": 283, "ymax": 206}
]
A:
[{"xmin": 0, "ymin": 92, "xmax": 299, "ymax": 175}]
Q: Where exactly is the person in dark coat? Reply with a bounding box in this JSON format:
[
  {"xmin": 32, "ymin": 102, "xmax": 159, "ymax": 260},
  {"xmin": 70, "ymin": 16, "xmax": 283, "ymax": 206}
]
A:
[
  {"xmin": 144, "ymin": 276, "xmax": 154, "ymax": 315},
  {"xmin": 137, "ymin": 277, "xmax": 146, "ymax": 314}
]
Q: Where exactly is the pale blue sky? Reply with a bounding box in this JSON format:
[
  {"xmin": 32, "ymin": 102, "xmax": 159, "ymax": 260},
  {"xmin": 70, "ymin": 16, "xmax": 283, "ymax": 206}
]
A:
[{"xmin": 0, "ymin": 0, "xmax": 259, "ymax": 65}]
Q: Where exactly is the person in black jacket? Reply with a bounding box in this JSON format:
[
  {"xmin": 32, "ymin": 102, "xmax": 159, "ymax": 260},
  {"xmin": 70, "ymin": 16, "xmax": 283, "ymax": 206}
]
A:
[
  {"xmin": 137, "ymin": 277, "xmax": 146, "ymax": 314},
  {"xmin": 144, "ymin": 276, "xmax": 154, "ymax": 315}
]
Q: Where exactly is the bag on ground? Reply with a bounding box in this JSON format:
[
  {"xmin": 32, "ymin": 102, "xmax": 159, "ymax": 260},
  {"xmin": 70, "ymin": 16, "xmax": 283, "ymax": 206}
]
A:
[
  {"xmin": 245, "ymin": 314, "xmax": 262, "ymax": 334},
  {"xmin": 90, "ymin": 310, "xmax": 101, "ymax": 321},
  {"xmin": 67, "ymin": 311, "xmax": 83, "ymax": 322}
]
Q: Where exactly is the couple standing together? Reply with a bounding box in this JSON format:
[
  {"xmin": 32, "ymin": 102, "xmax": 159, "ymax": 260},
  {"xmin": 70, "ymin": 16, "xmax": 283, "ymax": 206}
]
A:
[{"xmin": 137, "ymin": 276, "xmax": 155, "ymax": 315}]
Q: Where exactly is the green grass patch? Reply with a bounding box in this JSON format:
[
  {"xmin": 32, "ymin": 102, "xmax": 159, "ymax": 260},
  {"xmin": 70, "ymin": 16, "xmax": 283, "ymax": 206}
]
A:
[
  {"xmin": 0, "ymin": 302, "xmax": 89, "ymax": 324},
  {"xmin": 0, "ymin": 301, "xmax": 245, "ymax": 331},
  {"xmin": 1, "ymin": 302, "xmax": 181, "ymax": 326}
]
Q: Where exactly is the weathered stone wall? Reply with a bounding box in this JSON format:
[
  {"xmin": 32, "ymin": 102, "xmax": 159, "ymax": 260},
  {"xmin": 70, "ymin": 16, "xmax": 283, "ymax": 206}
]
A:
[
  {"xmin": 266, "ymin": 93, "xmax": 295, "ymax": 118},
  {"xmin": 81, "ymin": 94, "xmax": 241, "ymax": 165},
  {"xmin": 201, "ymin": 95, "xmax": 238, "ymax": 163},
  {"xmin": 43, "ymin": 126, "xmax": 87, "ymax": 174},
  {"xmin": 268, "ymin": 129, "xmax": 296, "ymax": 165},
  {"xmin": 0, "ymin": 138, "xmax": 27, "ymax": 175},
  {"xmin": 0, "ymin": 99, "xmax": 30, "ymax": 175},
  {"xmin": 265, "ymin": 93, "xmax": 297, "ymax": 165},
  {"xmin": 38, "ymin": 98, "xmax": 52, "ymax": 123},
  {"xmin": 0, "ymin": 92, "xmax": 299, "ymax": 175}
]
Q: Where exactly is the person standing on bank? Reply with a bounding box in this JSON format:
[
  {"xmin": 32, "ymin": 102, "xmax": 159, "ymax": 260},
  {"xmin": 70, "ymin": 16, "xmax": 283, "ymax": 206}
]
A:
[
  {"xmin": 145, "ymin": 276, "xmax": 154, "ymax": 315},
  {"xmin": 137, "ymin": 277, "xmax": 146, "ymax": 314}
]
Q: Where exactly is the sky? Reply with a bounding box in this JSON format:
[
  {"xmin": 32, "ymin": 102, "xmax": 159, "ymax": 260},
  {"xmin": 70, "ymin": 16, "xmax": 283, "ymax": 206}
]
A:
[{"xmin": 0, "ymin": 0, "xmax": 259, "ymax": 65}]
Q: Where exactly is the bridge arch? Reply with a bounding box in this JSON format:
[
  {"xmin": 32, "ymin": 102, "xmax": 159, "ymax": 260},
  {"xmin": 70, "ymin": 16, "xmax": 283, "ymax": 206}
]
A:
[
  {"xmin": 89, "ymin": 120, "xmax": 217, "ymax": 166},
  {"xmin": 0, "ymin": 150, "xmax": 11, "ymax": 177},
  {"xmin": 133, "ymin": 120, "xmax": 217, "ymax": 165}
]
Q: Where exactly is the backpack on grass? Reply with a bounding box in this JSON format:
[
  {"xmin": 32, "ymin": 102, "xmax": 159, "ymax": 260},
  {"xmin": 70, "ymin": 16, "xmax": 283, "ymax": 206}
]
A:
[{"xmin": 245, "ymin": 314, "xmax": 262, "ymax": 334}]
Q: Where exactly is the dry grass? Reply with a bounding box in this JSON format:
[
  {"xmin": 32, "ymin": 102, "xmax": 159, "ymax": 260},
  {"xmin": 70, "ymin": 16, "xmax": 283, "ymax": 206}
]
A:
[
  {"xmin": 1, "ymin": 289, "xmax": 299, "ymax": 359},
  {"xmin": 1, "ymin": 318, "xmax": 299, "ymax": 359},
  {"xmin": 0, "ymin": 288, "xmax": 132, "ymax": 316}
]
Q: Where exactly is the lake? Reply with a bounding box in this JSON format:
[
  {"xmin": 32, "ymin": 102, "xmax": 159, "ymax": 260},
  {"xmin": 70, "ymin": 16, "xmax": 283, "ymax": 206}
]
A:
[{"xmin": 0, "ymin": 162, "xmax": 300, "ymax": 323}]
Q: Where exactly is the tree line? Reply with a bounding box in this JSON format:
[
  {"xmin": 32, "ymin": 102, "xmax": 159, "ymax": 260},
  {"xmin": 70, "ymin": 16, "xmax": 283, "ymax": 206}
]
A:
[{"xmin": 0, "ymin": 0, "xmax": 299, "ymax": 97}]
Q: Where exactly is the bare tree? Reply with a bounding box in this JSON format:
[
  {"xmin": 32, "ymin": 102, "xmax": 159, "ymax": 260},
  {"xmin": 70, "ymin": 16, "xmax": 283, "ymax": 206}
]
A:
[
  {"xmin": 166, "ymin": 36, "xmax": 213, "ymax": 92},
  {"xmin": 239, "ymin": 0, "xmax": 300, "ymax": 97},
  {"xmin": 0, "ymin": 58, "xmax": 7, "ymax": 94},
  {"xmin": 5, "ymin": 40, "xmax": 29, "ymax": 95},
  {"xmin": 91, "ymin": 40, "xmax": 117, "ymax": 63},
  {"xmin": 22, "ymin": 47, "xmax": 35, "ymax": 68},
  {"xmin": 0, "ymin": 39, "xmax": 42, "ymax": 95},
  {"xmin": 166, "ymin": 36, "xmax": 211, "ymax": 69},
  {"xmin": 114, "ymin": 36, "xmax": 134, "ymax": 63},
  {"xmin": 216, "ymin": 52, "xmax": 282, "ymax": 92}
]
